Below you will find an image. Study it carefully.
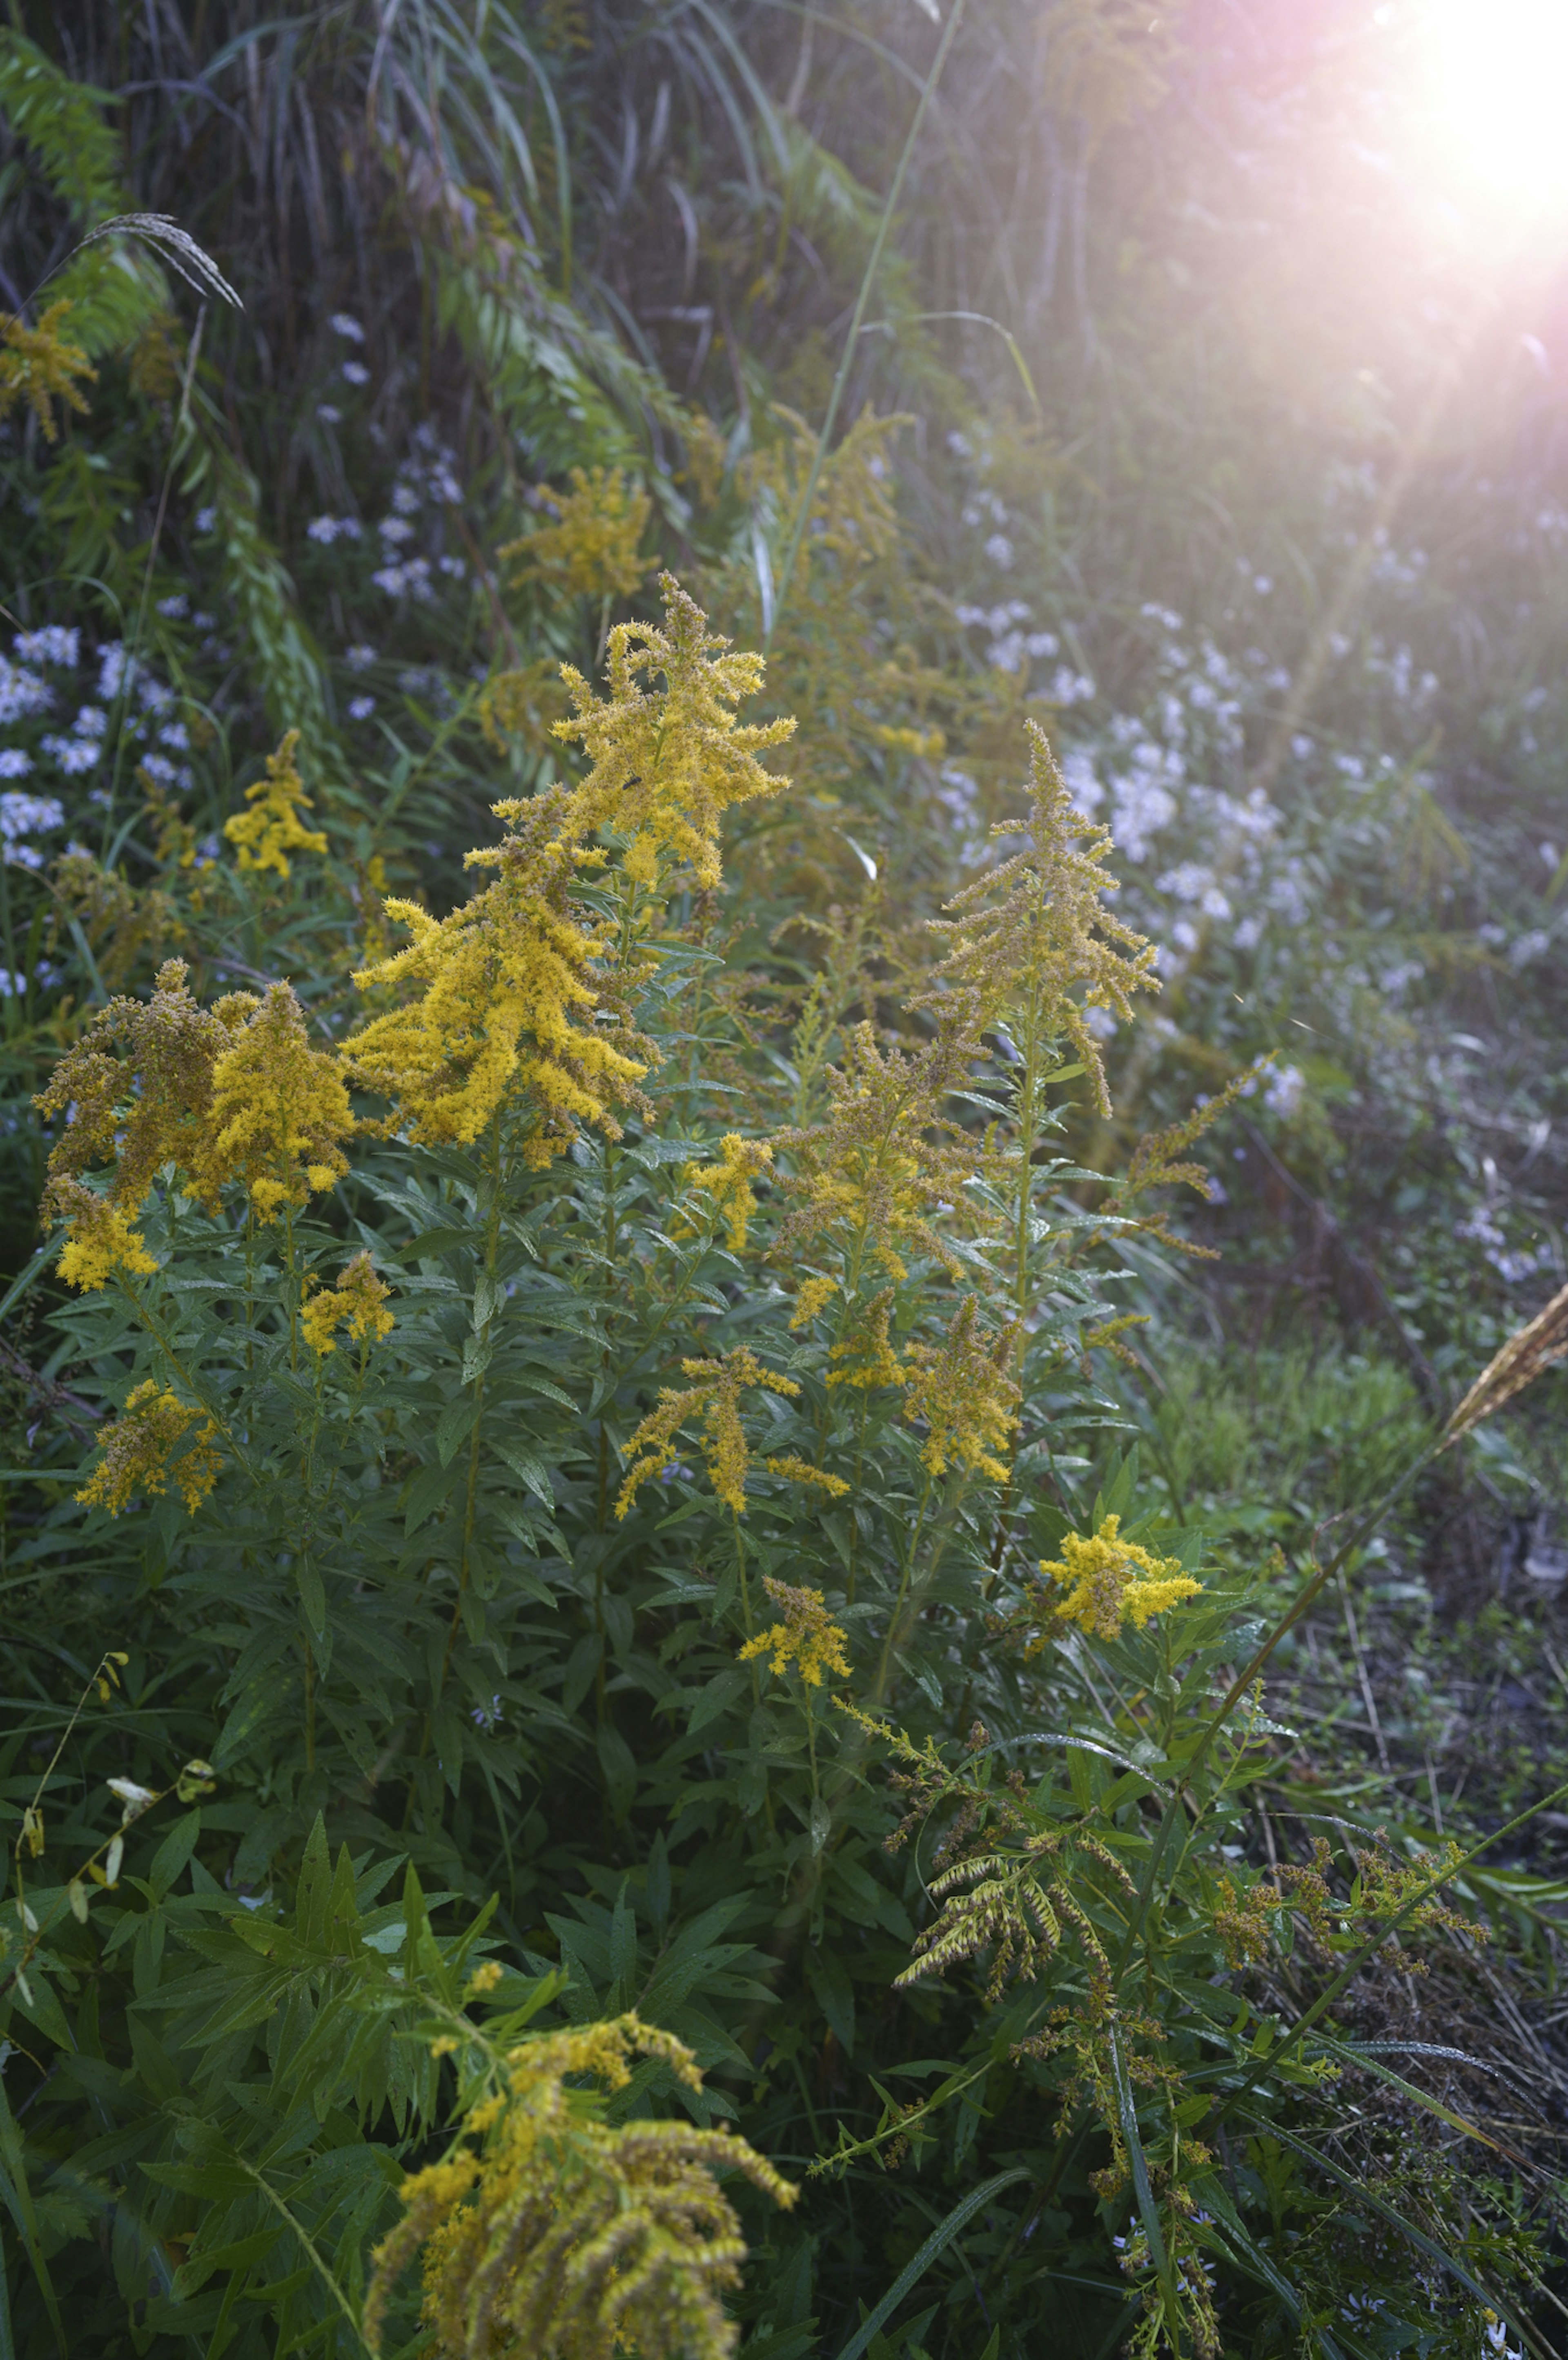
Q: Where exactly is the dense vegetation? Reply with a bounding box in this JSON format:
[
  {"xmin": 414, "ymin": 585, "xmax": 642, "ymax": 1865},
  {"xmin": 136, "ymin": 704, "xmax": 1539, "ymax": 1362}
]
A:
[{"xmin": 2, "ymin": 3, "xmax": 1566, "ymax": 2355}]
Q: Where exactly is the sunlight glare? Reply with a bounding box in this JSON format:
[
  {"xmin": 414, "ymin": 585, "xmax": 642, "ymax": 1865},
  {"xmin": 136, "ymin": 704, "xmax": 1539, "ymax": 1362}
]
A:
[{"xmin": 1423, "ymin": 0, "xmax": 1568, "ymax": 219}]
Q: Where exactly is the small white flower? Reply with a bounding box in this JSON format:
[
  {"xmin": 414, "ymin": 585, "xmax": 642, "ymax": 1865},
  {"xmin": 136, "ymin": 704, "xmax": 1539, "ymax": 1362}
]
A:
[
  {"xmin": 341, "ymin": 359, "xmax": 370, "ymax": 386},
  {"xmin": 0, "ymin": 749, "xmax": 32, "ymax": 779},
  {"xmin": 317, "ymin": 403, "xmax": 342, "ymax": 424},
  {"xmin": 156, "ymin": 592, "xmax": 189, "ymax": 619},
  {"xmin": 194, "ymin": 506, "xmax": 217, "ymax": 534},
  {"xmin": 379, "ymin": 515, "xmax": 414, "ymax": 545},
  {"xmin": 438, "ymin": 553, "xmax": 465, "ymax": 577},
  {"xmin": 1263, "ymin": 1064, "xmax": 1305, "ymax": 1119},
  {"xmin": 74, "ymin": 706, "xmax": 107, "ymax": 738},
  {"xmin": 0, "ymin": 660, "xmax": 51, "ymax": 725},
  {"xmin": 330, "ymin": 312, "xmax": 365, "ymax": 341},
  {"xmin": 42, "ymin": 734, "xmax": 102, "ymax": 775},
  {"xmin": 983, "ymin": 531, "xmax": 1014, "ymax": 568},
  {"xmin": 390, "ymin": 481, "xmax": 421, "ymax": 515},
  {"xmin": 348, "ymin": 695, "xmax": 375, "ymax": 720},
  {"xmin": 0, "ymin": 968, "xmax": 28, "ymax": 997},
  {"xmin": 158, "ymin": 721, "xmax": 189, "ymax": 751},
  {"xmin": 13, "ymin": 627, "xmax": 79, "ymax": 667},
  {"xmin": 0, "ymin": 790, "xmax": 65, "ymax": 840}
]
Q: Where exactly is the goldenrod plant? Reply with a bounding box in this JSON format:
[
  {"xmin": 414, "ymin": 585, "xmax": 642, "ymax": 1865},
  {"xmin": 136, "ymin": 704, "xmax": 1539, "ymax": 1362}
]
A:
[
  {"xmin": 4, "ymin": 5, "xmax": 1568, "ymax": 2356},
  {"xmin": 5, "ymin": 564, "xmax": 1562, "ymax": 2360}
]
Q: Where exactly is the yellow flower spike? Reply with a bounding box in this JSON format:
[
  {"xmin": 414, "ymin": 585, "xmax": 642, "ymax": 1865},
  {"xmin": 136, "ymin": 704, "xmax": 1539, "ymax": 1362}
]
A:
[
  {"xmin": 344, "ymin": 790, "xmax": 650, "ymax": 1155},
  {"xmin": 825, "ymin": 1287, "xmax": 908, "ymax": 1393},
  {"xmin": 616, "ymin": 1345, "xmax": 800, "ymax": 1520},
  {"xmin": 223, "ymin": 731, "xmax": 328, "ymax": 880},
  {"xmin": 553, "ymin": 573, "xmax": 794, "ymax": 894},
  {"xmin": 684, "ymin": 1133, "xmax": 772, "ymax": 1253},
  {"xmin": 922, "ymin": 718, "xmax": 1160, "ymax": 1117},
  {"xmin": 77, "ymin": 1381, "xmax": 223, "ymax": 1518},
  {"xmin": 0, "ymin": 299, "xmax": 96, "ymax": 441},
  {"xmin": 34, "ymin": 959, "xmax": 259, "ymax": 1279},
  {"xmin": 365, "ymin": 2015, "xmax": 793, "ymax": 2360},
  {"xmin": 901, "ymin": 1297, "xmax": 1021, "ymax": 1483},
  {"xmin": 738, "ymin": 1577, "xmax": 851, "ymax": 1687},
  {"xmin": 1037, "ymin": 1513, "xmax": 1202, "ymax": 1643},
  {"xmin": 788, "ymin": 1271, "xmax": 838, "ymax": 1330},
  {"xmin": 204, "ymin": 981, "xmax": 354, "ymax": 1223},
  {"xmin": 763, "ymin": 1454, "xmax": 851, "ymax": 1500}
]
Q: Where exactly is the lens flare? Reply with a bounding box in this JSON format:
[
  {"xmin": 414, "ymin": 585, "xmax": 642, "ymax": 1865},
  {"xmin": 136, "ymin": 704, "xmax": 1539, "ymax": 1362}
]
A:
[{"xmin": 1424, "ymin": 0, "xmax": 1568, "ymax": 217}]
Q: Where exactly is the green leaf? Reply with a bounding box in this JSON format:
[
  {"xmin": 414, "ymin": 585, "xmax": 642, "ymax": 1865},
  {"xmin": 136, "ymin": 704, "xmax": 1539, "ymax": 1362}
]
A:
[{"xmin": 833, "ymin": 2170, "xmax": 1032, "ymax": 2360}]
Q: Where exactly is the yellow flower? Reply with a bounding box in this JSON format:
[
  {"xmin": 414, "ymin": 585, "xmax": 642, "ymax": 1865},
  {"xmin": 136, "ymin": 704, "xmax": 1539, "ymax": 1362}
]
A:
[
  {"xmin": 616, "ymin": 1345, "xmax": 800, "ymax": 1519},
  {"xmin": 924, "ymin": 718, "xmax": 1159, "ymax": 1115},
  {"xmin": 763, "ymin": 1453, "xmax": 851, "ymax": 1500},
  {"xmin": 901, "ymin": 1296, "xmax": 1020, "ymax": 1484},
  {"xmin": 53, "ymin": 1192, "xmax": 160, "ymax": 1292},
  {"xmin": 773, "ymin": 1020, "xmax": 979, "ymax": 1285},
  {"xmin": 224, "ymin": 731, "xmax": 329, "ymax": 880},
  {"xmin": 205, "ymin": 981, "xmax": 355, "ymax": 1222},
  {"xmin": 501, "ymin": 463, "xmax": 651, "ymax": 601},
  {"xmin": 77, "ymin": 1381, "xmax": 222, "ymax": 1517},
  {"xmin": 739, "ymin": 1577, "xmax": 851, "ymax": 1687},
  {"xmin": 825, "ymin": 1286, "xmax": 908, "ymax": 1393},
  {"xmin": 788, "ymin": 1271, "xmax": 838, "ymax": 1330},
  {"xmin": 34, "ymin": 959, "xmax": 257, "ymax": 1278},
  {"xmin": 684, "ymin": 1133, "xmax": 772, "ymax": 1252},
  {"xmin": 301, "ymin": 1251, "xmax": 394, "ymax": 1356},
  {"xmin": 1038, "ymin": 1514, "xmax": 1201, "ymax": 1641},
  {"xmin": 344, "ymin": 787, "xmax": 649, "ymax": 1154},
  {"xmin": 0, "ymin": 299, "xmax": 96, "ymax": 440},
  {"xmin": 363, "ymin": 2014, "xmax": 793, "ymax": 2360},
  {"xmin": 554, "ymin": 573, "xmax": 794, "ymax": 892}
]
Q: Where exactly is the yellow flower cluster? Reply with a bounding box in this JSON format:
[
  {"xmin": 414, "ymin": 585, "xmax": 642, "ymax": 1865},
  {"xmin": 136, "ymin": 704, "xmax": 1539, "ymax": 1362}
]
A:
[
  {"xmin": 0, "ymin": 299, "xmax": 96, "ymax": 440},
  {"xmin": 739, "ymin": 1577, "xmax": 852, "ymax": 1687},
  {"xmin": 773, "ymin": 1022, "xmax": 977, "ymax": 1285},
  {"xmin": 207, "ymin": 980, "xmax": 354, "ymax": 1221},
  {"xmin": 554, "ymin": 575, "xmax": 794, "ymax": 892},
  {"xmin": 301, "ymin": 1252, "xmax": 395, "ymax": 1357},
  {"xmin": 223, "ymin": 731, "xmax": 328, "ymax": 880},
  {"xmin": 35, "ymin": 959, "xmax": 253, "ymax": 1287},
  {"xmin": 344, "ymin": 786, "xmax": 648, "ymax": 1155},
  {"xmin": 826, "ymin": 1287, "xmax": 907, "ymax": 1393},
  {"xmin": 34, "ymin": 960, "xmax": 354, "ymax": 1280},
  {"xmin": 901, "ymin": 1297, "xmax": 1020, "ymax": 1483},
  {"xmin": 616, "ymin": 1345, "xmax": 800, "ymax": 1519},
  {"xmin": 364, "ymin": 2014, "xmax": 794, "ymax": 2360},
  {"xmin": 501, "ymin": 464, "xmax": 651, "ymax": 601},
  {"xmin": 77, "ymin": 1381, "xmax": 222, "ymax": 1517},
  {"xmin": 924, "ymin": 719, "xmax": 1159, "ymax": 1115},
  {"xmin": 56, "ymin": 1199, "xmax": 160, "ymax": 1294},
  {"xmin": 1037, "ymin": 1515, "xmax": 1201, "ymax": 1642},
  {"xmin": 684, "ymin": 1133, "xmax": 772, "ymax": 1252},
  {"xmin": 763, "ymin": 1453, "xmax": 850, "ymax": 1500}
]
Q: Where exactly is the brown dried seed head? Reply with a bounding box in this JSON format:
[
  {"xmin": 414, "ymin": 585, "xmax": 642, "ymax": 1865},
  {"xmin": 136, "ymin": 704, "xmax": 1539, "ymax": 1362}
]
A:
[{"xmin": 1443, "ymin": 1278, "xmax": 1568, "ymax": 1444}]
